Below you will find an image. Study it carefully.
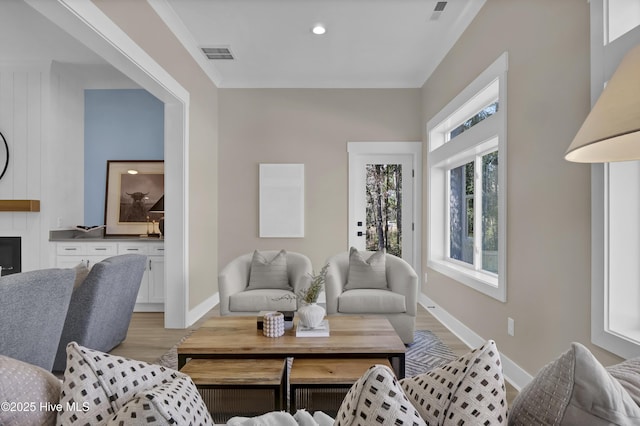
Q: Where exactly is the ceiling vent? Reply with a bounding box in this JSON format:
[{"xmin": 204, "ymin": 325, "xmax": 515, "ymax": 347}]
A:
[
  {"xmin": 430, "ymin": 1, "xmax": 447, "ymax": 20},
  {"xmin": 201, "ymin": 47, "xmax": 234, "ymax": 60}
]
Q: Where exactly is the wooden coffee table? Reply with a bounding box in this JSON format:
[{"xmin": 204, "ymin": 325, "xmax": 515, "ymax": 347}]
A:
[{"xmin": 177, "ymin": 315, "xmax": 407, "ymax": 378}]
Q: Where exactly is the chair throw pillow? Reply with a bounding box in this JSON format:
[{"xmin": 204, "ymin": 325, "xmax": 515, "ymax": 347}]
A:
[
  {"xmin": 247, "ymin": 249, "xmax": 291, "ymax": 290},
  {"xmin": 57, "ymin": 342, "xmax": 213, "ymax": 426},
  {"xmin": 508, "ymin": 342, "xmax": 640, "ymax": 425},
  {"xmin": 0, "ymin": 355, "xmax": 62, "ymax": 426},
  {"xmin": 73, "ymin": 261, "xmax": 90, "ymax": 289},
  {"xmin": 334, "ymin": 364, "xmax": 426, "ymax": 426},
  {"xmin": 400, "ymin": 339, "xmax": 507, "ymax": 426},
  {"xmin": 345, "ymin": 247, "xmax": 388, "ymax": 290}
]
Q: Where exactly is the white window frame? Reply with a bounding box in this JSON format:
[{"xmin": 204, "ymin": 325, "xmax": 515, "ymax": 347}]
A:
[
  {"xmin": 591, "ymin": 0, "xmax": 640, "ymax": 358},
  {"xmin": 427, "ymin": 52, "xmax": 508, "ymax": 302}
]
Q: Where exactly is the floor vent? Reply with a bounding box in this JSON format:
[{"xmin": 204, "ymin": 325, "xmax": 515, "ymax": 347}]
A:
[{"xmin": 201, "ymin": 47, "xmax": 234, "ymax": 60}]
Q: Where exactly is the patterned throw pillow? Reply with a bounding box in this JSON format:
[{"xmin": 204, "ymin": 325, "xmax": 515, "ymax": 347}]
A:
[
  {"xmin": 0, "ymin": 355, "xmax": 61, "ymax": 426},
  {"xmin": 400, "ymin": 340, "xmax": 507, "ymax": 425},
  {"xmin": 108, "ymin": 374, "xmax": 211, "ymax": 426},
  {"xmin": 57, "ymin": 342, "xmax": 213, "ymax": 425},
  {"xmin": 509, "ymin": 342, "xmax": 640, "ymax": 425},
  {"xmin": 247, "ymin": 249, "xmax": 290, "ymax": 290},
  {"xmin": 345, "ymin": 247, "xmax": 388, "ymax": 290},
  {"xmin": 335, "ymin": 364, "xmax": 426, "ymax": 426}
]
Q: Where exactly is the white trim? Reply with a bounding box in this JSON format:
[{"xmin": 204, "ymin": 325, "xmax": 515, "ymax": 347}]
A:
[
  {"xmin": 187, "ymin": 292, "xmax": 220, "ymax": 327},
  {"xmin": 26, "ymin": 0, "xmax": 190, "ymax": 328},
  {"xmin": 590, "ymin": 0, "xmax": 640, "ymax": 358},
  {"xmin": 347, "ymin": 141, "xmax": 422, "ymax": 282},
  {"xmin": 419, "ymin": 294, "xmax": 533, "ymax": 392},
  {"xmin": 427, "ymin": 52, "xmax": 508, "ymax": 303},
  {"xmin": 427, "ymin": 53, "xmax": 508, "ymax": 147}
]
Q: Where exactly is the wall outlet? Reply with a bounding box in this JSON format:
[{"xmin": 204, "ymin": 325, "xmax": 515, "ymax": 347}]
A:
[
  {"xmin": 507, "ymin": 317, "xmax": 515, "ymax": 336},
  {"xmin": 57, "ymin": 217, "xmax": 63, "ymax": 228}
]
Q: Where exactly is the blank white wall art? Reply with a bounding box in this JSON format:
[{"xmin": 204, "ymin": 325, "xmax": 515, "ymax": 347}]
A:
[{"xmin": 259, "ymin": 164, "xmax": 304, "ymax": 238}]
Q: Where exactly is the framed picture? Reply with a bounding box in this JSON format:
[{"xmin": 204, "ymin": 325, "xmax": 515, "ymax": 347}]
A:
[{"xmin": 104, "ymin": 160, "xmax": 164, "ymax": 236}]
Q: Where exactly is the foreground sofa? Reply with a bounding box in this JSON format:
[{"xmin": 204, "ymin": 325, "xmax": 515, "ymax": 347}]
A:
[
  {"xmin": 53, "ymin": 254, "xmax": 147, "ymax": 372},
  {"xmin": 3, "ymin": 337, "xmax": 640, "ymax": 425},
  {"xmin": 0, "ymin": 268, "xmax": 75, "ymax": 371}
]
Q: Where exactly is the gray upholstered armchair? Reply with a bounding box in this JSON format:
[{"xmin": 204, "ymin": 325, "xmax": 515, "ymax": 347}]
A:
[
  {"xmin": 53, "ymin": 254, "xmax": 146, "ymax": 372},
  {"xmin": 325, "ymin": 250, "xmax": 418, "ymax": 344},
  {"xmin": 219, "ymin": 250, "xmax": 313, "ymax": 316},
  {"xmin": 0, "ymin": 268, "xmax": 75, "ymax": 371}
]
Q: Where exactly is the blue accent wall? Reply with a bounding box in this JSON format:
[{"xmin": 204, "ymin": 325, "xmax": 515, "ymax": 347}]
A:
[{"xmin": 84, "ymin": 89, "xmax": 164, "ymax": 225}]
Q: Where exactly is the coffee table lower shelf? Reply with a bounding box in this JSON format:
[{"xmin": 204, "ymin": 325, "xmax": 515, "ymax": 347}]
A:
[
  {"xmin": 180, "ymin": 358, "xmax": 287, "ymax": 424},
  {"xmin": 289, "ymin": 357, "xmax": 393, "ymax": 417}
]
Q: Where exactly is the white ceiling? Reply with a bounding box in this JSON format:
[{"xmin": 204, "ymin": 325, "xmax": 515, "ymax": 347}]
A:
[
  {"xmin": 3, "ymin": 0, "xmax": 484, "ymax": 90},
  {"xmin": 159, "ymin": 0, "xmax": 485, "ymax": 88}
]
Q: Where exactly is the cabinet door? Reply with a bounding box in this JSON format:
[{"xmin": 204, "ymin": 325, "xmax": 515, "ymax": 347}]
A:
[
  {"xmin": 56, "ymin": 256, "xmax": 87, "ymax": 269},
  {"xmin": 137, "ymin": 263, "xmax": 150, "ymax": 304},
  {"xmin": 148, "ymin": 256, "xmax": 164, "ymax": 304}
]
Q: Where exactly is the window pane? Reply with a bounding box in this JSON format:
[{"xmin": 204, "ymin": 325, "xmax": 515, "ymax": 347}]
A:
[
  {"xmin": 482, "ymin": 151, "xmax": 499, "ymax": 273},
  {"xmin": 450, "ymin": 161, "xmax": 474, "ymax": 265},
  {"xmin": 366, "ymin": 164, "xmax": 402, "ymax": 257},
  {"xmin": 449, "ymin": 102, "xmax": 499, "ymax": 140}
]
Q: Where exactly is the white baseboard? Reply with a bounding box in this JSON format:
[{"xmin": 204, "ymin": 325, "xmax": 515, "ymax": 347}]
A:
[
  {"xmin": 186, "ymin": 292, "xmax": 220, "ymax": 327},
  {"xmin": 419, "ymin": 294, "xmax": 533, "ymax": 392}
]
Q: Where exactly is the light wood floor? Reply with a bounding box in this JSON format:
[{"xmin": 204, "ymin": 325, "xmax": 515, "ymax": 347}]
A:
[{"xmin": 111, "ymin": 304, "xmax": 518, "ymax": 404}]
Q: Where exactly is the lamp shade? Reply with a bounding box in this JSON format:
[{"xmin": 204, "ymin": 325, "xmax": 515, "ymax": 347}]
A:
[
  {"xmin": 565, "ymin": 43, "xmax": 640, "ymax": 163},
  {"xmin": 148, "ymin": 195, "xmax": 164, "ymax": 213}
]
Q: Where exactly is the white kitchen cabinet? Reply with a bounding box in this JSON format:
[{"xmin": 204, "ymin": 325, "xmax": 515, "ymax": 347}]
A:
[{"xmin": 55, "ymin": 240, "xmax": 164, "ymax": 312}]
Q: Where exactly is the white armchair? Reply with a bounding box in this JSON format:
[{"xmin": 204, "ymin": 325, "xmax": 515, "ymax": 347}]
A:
[
  {"xmin": 219, "ymin": 250, "xmax": 313, "ymax": 316},
  {"xmin": 325, "ymin": 250, "xmax": 418, "ymax": 344}
]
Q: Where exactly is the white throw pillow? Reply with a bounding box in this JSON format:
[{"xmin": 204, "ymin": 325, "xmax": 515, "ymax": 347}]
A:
[
  {"xmin": 247, "ymin": 249, "xmax": 290, "ymax": 290},
  {"xmin": 400, "ymin": 339, "xmax": 507, "ymax": 425},
  {"xmin": 334, "ymin": 364, "xmax": 426, "ymax": 426},
  {"xmin": 0, "ymin": 355, "xmax": 61, "ymax": 426},
  {"xmin": 345, "ymin": 247, "xmax": 388, "ymax": 290},
  {"xmin": 73, "ymin": 261, "xmax": 90, "ymax": 289}
]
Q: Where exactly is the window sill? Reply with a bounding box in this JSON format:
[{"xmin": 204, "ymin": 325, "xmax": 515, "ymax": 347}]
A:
[{"xmin": 428, "ymin": 258, "xmax": 505, "ymax": 302}]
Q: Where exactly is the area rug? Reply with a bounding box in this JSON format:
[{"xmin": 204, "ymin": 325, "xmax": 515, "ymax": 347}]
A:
[{"xmin": 157, "ymin": 329, "xmax": 457, "ymax": 377}]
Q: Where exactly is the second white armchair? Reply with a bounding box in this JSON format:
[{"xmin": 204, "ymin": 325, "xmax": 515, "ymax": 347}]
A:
[{"xmin": 325, "ymin": 248, "xmax": 418, "ymax": 344}]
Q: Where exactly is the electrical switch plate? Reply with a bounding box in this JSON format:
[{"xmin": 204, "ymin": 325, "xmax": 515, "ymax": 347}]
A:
[{"xmin": 507, "ymin": 317, "xmax": 515, "ymax": 336}]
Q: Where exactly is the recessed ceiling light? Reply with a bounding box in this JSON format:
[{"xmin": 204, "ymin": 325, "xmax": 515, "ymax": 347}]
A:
[
  {"xmin": 127, "ymin": 169, "xmax": 139, "ymax": 175},
  {"xmin": 312, "ymin": 24, "xmax": 326, "ymax": 35}
]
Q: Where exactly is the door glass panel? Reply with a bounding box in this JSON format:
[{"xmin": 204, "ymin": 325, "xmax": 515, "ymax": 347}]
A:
[{"xmin": 365, "ymin": 164, "xmax": 402, "ymax": 257}]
